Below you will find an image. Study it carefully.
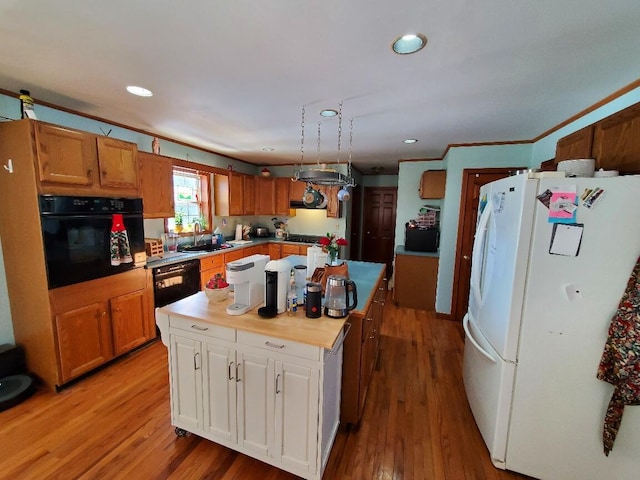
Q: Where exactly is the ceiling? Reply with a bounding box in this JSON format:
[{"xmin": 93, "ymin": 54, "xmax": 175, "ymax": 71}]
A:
[{"xmin": 1, "ymin": 1, "xmax": 639, "ymax": 175}]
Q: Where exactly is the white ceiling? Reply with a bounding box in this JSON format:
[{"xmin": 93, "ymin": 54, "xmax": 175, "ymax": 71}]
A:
[{"xmin": 1, "ymin": 1, "xmax": 639, "ymax": 175}]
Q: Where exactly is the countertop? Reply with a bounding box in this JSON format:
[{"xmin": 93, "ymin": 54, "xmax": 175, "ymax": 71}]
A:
[
  {"xmin": 395, "ymin": 245, "xmax": 439, "ymax": 258},
  {"xmin": 158, "ymin": 291, "xmax": 346, "ymax": 349},
  {"xmin": 156, "ymin": 255, "xmax": 386, "ymax": 349}
]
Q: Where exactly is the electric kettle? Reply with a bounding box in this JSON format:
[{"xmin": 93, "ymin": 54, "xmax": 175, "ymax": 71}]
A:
[{"xmin": 323, "ymin": 275, "xmax": 357, "ymax": 318}]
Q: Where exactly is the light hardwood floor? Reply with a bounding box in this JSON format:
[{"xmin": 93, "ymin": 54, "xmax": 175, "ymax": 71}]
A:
[{"xmin": 0, "ymin": 295, "xmax": 531, "ymax": 480}]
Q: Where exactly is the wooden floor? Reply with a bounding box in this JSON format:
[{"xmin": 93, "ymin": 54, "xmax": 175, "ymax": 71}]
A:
[{"xmin": 0, "ymin": 295, "xmax": 531, "ymax": 480}]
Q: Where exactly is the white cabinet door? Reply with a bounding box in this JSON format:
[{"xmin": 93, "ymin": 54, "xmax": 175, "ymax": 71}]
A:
[
  {"xmin": 237, "ymin": 351, "xmax": 275, "ymax": 457},
  {"xmin": 203, "ymin": 343, "xmax": 237, "ymax": 443},
  {"xmin": 274, "ymin": 360, "xmax": 320, "ymax": 474},
  {"xmin": 170, "ymin": 335, "xmax": 203, "ymax": 432}
]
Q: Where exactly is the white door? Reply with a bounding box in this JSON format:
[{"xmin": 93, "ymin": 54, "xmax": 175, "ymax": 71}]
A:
[
  {"xmin": 273, "ymin": 360, "xmax": 320, "ymax": 474},
  {"xmin": 468, "ymin": 174, "xmax": 537, "ymax": 362},
  {"xmin": 237, "ymin": 351, "xmax": 274, "ymax": 456},
  {"xmin": 203, "ymin": 343, "xmax": 237, "ymax": 443},
  {"xmin": 170, "ymin": 335, "xmax": 203, "ymax": 432}
]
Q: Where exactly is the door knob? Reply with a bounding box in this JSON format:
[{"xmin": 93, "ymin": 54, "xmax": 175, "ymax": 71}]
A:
[{"xmin": 463, "ymin": 255, "xmax": 470, "ymax": 260}]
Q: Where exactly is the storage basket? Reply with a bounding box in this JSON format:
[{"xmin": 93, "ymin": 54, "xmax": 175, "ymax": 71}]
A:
[{"xmin": 145, "ymin": 238, "xmax": 164, "ymax": 257}]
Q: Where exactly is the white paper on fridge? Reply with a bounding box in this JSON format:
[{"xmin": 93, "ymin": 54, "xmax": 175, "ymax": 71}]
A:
[{"xmin": 549, "ymin": 223, "xmax": 584, "ymax": 256}]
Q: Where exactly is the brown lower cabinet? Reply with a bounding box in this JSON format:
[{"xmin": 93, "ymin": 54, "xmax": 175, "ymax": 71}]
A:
[
  {"xmin": 341, "ymin": 272, "xmax": 386, "ymax": 426},
  {"xmin": 393, "ymin": 253, "xmax": 438, "ymax": 310},
  {"xmin": 49, "ymin": 268, "xmax": 155, "ymax": 386}
]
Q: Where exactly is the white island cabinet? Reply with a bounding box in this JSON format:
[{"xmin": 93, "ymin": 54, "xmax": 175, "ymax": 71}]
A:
[{"xmin": 156, "ymin": 292, "xmax": 346, "ymax": 480}]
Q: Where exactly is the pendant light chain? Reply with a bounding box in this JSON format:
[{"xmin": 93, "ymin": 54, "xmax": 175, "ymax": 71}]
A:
[
  {"xmin": 336, "ymin": 101, "xmax": 343, "ymax": 163},
  {"xmin": 348, "ymin": 117, "xmax": 353, "ymax": 177},
  {"xmin": 300, "ymin": 105, "xmax": 305, "ymax": 165},
  {"xmin": 317, "ymin": 122, "xmax": 322, "ymax": 165}
]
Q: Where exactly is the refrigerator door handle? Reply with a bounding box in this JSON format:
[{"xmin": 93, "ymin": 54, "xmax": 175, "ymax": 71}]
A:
[
  {"xmin": 463, "ymin": 313, "xmax": 497, "ymax": 364},
  {"xmin": 471, "ymin": 198, "xmax": 493, "ymax": 307}
]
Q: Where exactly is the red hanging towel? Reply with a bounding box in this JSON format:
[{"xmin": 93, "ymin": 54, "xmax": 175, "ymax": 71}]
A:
[
  {"xmin": 596, "ymin": 255, "xmax": 640, "ymax": 456},
  {"xmin": 110, "ymin": 214, "xmax": 133, "ymax": 266}
]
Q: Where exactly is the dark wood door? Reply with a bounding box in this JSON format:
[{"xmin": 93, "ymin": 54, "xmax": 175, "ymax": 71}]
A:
[
  {"xmin": 450, "ymin": 168, "xmax": 519, "ymax": 322},
  {"xmin": 361, "ymin": 187, "xmax": 397, "ymax": 276},
  {"xmin": 349, "ymin": 186, "xmax": 362, "ymax": 260}
]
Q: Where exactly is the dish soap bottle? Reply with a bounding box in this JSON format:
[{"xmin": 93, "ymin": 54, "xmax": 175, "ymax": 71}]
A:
[{"xmin": 287, "ymin": 269, "xmax": 298, "ymax": 316}]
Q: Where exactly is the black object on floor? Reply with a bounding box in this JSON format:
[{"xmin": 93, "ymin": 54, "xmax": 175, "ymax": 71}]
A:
[{"xmin": 0, "ymin": 374, "xmax": 35, "ymax": 412}]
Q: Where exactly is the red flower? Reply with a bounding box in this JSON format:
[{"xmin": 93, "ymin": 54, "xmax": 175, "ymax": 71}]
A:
[
  {"xmin": 319, "ymin": 236, "xmax": 331, "ymax": 246},
  {"xmin": 336, "ymin": 237, "xmax": 348, "ymax": 246}
]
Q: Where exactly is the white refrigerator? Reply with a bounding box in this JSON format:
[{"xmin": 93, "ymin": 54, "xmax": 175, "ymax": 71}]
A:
[{"xmin": 462, "ymin": 173, "xmax": 640, "ymax": 479}]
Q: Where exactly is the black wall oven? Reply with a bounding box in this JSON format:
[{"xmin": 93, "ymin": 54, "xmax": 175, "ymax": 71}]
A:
[{"xmin": 39, "ymin": 195, "xmax": 145, "ymax": 289}]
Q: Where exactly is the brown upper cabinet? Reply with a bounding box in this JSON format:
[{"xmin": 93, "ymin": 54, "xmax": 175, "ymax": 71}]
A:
[
  {"xmin": 243, "ymin": 174, "xmax": 256, "ymax": 215},
  {"xmin": 419, "ymin": 170, "xmax": 446, "ymax": 199},
  {"xmin": 592, "ymin": 102, "xmax": 640, "ymax": 173},
  {"xmin": 554, "ymin": 125, "xmax": 594, "ymax": 163},
  {"xmin": 214, "ymin": 172, "xmax": 244, "ymax": 217},
  {"xmin": 255, "ymin": 176, "xmax": 276, "ymax": 215},
  {"xmin": 34, "ymin": 121, "xmax": 140, "ymax": 197},
  {"xmin": 289, "ymin": 179, "xmax": 307, "ymax": 203},
  {"xmin": 138, "ymin": 151, "xmax": 175, "ymax": 218},
  {"xmin": 555, "ymin": 101, "xmax": 640, "ymax": 174},
  {"xmin": 275, "ymin": 177, "xmax": 291, "ymax": 215}
]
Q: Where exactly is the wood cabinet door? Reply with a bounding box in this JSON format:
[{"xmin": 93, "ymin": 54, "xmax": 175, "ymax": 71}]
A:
[
  {"xmin": 592, "ymin": 102, "xmax": 640, "ymax": 173},
  {"xmin": 170, "ymin": 335, "xmax": 204, "ymax": 432},
  {"xmin": 139, "ymin": 152, "xmax": 175, "ymax": 218},
  {"xmin": 229, "ymin": 173, "xmax": 244, "ymax": 216},
  {"xmin": 55, "ymin": 301, "xmax": 113, "ymax": 382},
  {"xmin": 281, "ymin": 244, "xmax": 302, "ymax": 257},
  {"xmin": 203, "ymin": 343, "xmax": 238, "ymax": 443},
  {"xmin": 555, "ymin": 125, "xmax": 594, "ymax": 163},
  {"xmin": 243, "ymin": 175, "xmax": 256, "ymax": 215},
  {"xmin": 269, "ymin": 243, "xmax": 282, "ymax": 260},
  {"xmin": 275, "ymin": 177, "xmax": 290, "ymax": 215},
  {"xmin": 289, "ymin": 180, "xmax": 307, "ymax": 202},
  {"xmin": 273, "ymin": 360, "xmax": 319, "ymax": 474},
  {"xmin": 237, "ymin": 351, "xmax": 273, "ymax": 456},
  {"xmin": 110, "ymin": 289, "xmax": 149, "ymax": 356},
  {"xmin": 419, "ymin": 170, "xmax": 446, "ymax": 199},
  {"xmin": 325, "ymin": 186, "xmax": 341, "ymax": 218},
  {"xmin": 255, "ymin": 177, "xmax": 275, "ymax": 215},
  {"xmin": 96, "ymin": 136, "xmax": 139, "ymax": 190},
  {"xmin": 224, "ymin": 248, "xmax": 245, "ymax": 264},
  {"xmin": 35, "ymin": 122, "xmax": 96, "ymax": 186}
]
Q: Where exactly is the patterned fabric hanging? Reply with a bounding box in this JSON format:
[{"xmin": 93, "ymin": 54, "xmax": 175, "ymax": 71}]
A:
[
  {"xmin": 110, "ymin": 213, "xmax": 133, "ymax": 266},
  {"xmin": 596, "ymin": 255, "xmax": 640, "ymax": 455}
]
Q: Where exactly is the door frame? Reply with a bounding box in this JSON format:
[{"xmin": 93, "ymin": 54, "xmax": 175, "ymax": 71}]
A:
[{"xmin": 450, "ymin": 168, "xmax": 522, "ymax": 322}]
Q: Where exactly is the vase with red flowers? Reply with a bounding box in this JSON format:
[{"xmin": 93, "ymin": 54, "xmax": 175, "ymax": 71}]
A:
[{"xmin": 319, "ymin": 233, "xmax": 348, "ymax": 265}]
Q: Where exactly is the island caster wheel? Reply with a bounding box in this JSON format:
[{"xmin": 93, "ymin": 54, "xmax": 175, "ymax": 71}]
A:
[{"xmin": 175, "ymin": 427, "xmax": 188, "ymax": 437}]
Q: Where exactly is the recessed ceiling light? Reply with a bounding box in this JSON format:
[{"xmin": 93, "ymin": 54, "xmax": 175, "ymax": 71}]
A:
[
  {"xmin": 403, "ymin": 138, "xmax": 418, "ymax": 144},
  {"xmin": 392, "ymin": 33, "xmax": 427, "ymax": 55},
  {"xmin": 262, "ymin": 147, "xmax": 275, "ymax": 152},
  {"xmin": 320, "ymin": 109, "xmax": 338, "ymax": 117},
  {"xmin": 126, "ymin": 85, "xmax": 153, "ymax": 97}
]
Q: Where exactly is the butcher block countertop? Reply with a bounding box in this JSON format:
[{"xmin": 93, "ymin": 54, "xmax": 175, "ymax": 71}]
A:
[{"xmin": 158, "ymin": 291, "xmax": 347, "ymax": 350}]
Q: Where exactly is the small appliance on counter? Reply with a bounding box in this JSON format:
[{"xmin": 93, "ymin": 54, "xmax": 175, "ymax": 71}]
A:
[
  {"xmin": 306, "ymin": 245, "xmax": 328, "ymax": 274},
  {"xmin": 324, "ymin": 275, "xmax": 358, "ymax": 318},
  {"xmin": 226, "ymin": 254, "xmax": 269, "ymax": 315},
  {"xmin": 252, "ymin": 226, "xmax": 270, "ymax": 237},
  {"xmin": 305, "ymin": 282, "xmax": 323, "ymax": 318},
  {"xmin": 259, "ymin": 259, "xmax": 290, "ymax": 317},
  {"xmin": 405, "ymin": 223, "xmax": 439, "ymax": 253}
]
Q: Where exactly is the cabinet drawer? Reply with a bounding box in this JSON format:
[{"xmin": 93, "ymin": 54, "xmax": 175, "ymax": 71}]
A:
[
  {"xmin": 169, "ymin": 315, "xmax": 235, "ymax": 341},
  {"xmin": 200, "ymin": 254, "xmax": 224, "ymax": 271},
  {"xmin": 237, "ymin": 330, "xmax": 321, "ymax": 361}
]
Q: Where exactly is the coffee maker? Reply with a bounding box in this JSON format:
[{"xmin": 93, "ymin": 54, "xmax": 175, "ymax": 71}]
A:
[
  {"xmin": 226, "ymin": 254, "xmax": 269, "ymax": 315},
  {"xmin": 259, "ymin": 259, "xmax": 290, "ymax": 317}
]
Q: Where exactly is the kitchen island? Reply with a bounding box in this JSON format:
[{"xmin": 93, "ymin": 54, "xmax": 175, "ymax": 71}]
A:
[{"xmin": 156, "ymin": 287, "xmax": 346, "ymax": 480}]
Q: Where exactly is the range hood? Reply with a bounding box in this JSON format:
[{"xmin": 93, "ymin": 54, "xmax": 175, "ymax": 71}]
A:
[{"xmin": 289, "ymin": 200, "xmax": 326, "ymax": 210}]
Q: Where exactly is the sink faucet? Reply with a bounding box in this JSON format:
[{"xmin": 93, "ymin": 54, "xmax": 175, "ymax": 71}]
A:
[{"xmin": 193, "ymin": 221, "xmax": 202, "ymax": 246}]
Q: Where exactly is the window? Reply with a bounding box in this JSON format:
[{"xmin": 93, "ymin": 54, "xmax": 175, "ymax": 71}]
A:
[{"xmin": 167, "ymin": 167, "xmax": 211, "ymax": 233}]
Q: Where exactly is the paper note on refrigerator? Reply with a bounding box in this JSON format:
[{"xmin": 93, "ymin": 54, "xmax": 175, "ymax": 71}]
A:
[{"xmin": 549, "ymin": 223, "xmax": 584, "ymax": 256}]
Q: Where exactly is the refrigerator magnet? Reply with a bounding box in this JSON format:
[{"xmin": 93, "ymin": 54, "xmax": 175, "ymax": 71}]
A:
[
  {"xmin": 582, "ymin": 187, "xmax": 605, "ymax": 209},
  {"xmin": 549, "ymin": 223, "xmax": 584, "ymax": 256}
]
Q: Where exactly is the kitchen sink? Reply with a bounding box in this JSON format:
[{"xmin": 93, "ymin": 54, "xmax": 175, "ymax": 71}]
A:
[{"xmin": 177, "ymin": 243, "xmax": 225, "ymax": 252}]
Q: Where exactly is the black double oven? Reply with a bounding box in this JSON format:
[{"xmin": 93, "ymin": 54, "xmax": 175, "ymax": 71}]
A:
[{"xmin": 39, "ymin": 195, "xmax": 146, "ymax": 290}]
